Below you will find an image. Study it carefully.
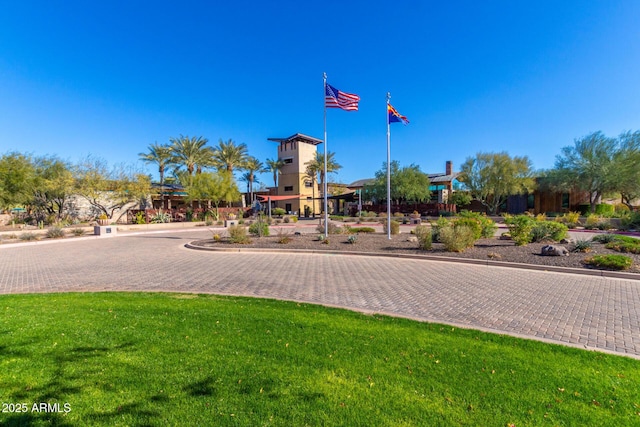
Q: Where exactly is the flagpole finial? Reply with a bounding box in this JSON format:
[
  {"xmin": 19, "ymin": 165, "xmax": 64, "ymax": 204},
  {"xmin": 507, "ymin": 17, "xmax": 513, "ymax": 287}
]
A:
[
  {"xmin": 387, "ymin": 92, "xmax": 391, "ymax": 101},
  {"xmin": 323, "ymin": 72, "xmax": 327, "ymax": 80}
]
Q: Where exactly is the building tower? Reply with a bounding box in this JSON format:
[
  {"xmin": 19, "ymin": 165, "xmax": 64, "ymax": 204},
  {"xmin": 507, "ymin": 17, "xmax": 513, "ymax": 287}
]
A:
[{"xmin": 266, "ymin": 133, "xmax": 323, "ymax": 216}]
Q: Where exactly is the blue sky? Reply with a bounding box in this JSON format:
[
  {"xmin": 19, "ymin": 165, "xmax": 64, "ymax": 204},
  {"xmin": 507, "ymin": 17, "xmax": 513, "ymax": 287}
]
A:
[{"xmin": 1, "ymin": 1, "xmax": 639, "ymax": 186}]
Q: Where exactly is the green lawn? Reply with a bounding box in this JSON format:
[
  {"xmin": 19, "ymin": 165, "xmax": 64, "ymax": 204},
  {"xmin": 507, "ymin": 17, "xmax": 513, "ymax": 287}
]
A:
[{"xmin": 1, "ymin": 293, "xmax": 639, "ymax": 426}]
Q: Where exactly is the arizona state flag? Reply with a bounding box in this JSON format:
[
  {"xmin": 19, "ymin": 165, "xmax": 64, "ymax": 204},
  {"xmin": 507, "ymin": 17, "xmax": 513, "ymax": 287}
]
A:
[{"xmin": 388, "ymin": 103, "xmax": 409, "ymax": 125}]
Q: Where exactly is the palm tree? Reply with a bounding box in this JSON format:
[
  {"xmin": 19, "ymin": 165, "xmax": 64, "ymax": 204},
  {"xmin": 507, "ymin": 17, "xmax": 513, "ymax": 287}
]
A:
[
  {"xmin": 139, "ymin": 142, "xmax": 174, "ymax": 207},
  {"xmin": 169, "ymin": 135, "xmax": 212, "ymax": 176},
  {"xmin": 265, "ymin": 158, "xmax": 285, "ymax": 193},
  {"xmin": 243, "ymin": 156, "xmax": 265, "ymax": 204},
  {"xmin": 304, "ymin": 165, "xmax": 319, "ymax": 217},
  {"xmin": 212, "ymin": 139, "xmax": 249, "ymax": 173},
  {"xmin": 305, "ymin": 151, "xmax": 342, "ymax": 197}
]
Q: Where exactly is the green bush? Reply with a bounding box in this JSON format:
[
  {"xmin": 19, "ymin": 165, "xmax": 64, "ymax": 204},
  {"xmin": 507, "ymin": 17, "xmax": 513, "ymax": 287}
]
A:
[
  {"xmin": 504, "ymin": 214, "xmax": 535, "ymax": 246},
  {"xmin": 439, "ymin": 225, "xmax": 476, "ymax": 252},
  {"xmin": 135, "ymin": 211, "xmax": 146, "ymax": 224},
  {"xmin": 621, "ymin": 212, "xmax": 640, "ymax": 230},
  {"xmin": 353, "ymin": 227, "xmax": 375, "ymax": 233},
  {"xmin": 555, "ymin": 211, "xmax": 581, "ymax": 228},
  {"xmin": 595, "ymin": 203, "xmax": 614, "ymax": 216},
  {"xmin": 431, "ymin": 217, "xmax": 452, "ymax": 243},
  {"xmin": 71, "ymin": 228, "xmax": 86, "ymax": 236},
  {"xmin": 347, "ymin": 235, "xmax": 357, "ymax": 244},
  {"xmin": 228, "ymin": 225, "xmax": 251, "ymax": 243},
  {"xmin": 414, "ymin": 224, "xmax": 432, "ymax": 250},
  {"xmin": 45, "ymin": 227, "xmax": 65, "ymax": 239},
  {"xmin": 604, "ymin": 235, "xmax": 640, "ymax": 254},
  {"xmin": 151, "ymin": 211, "xmax": 171, "ymax": 223},
  {"xmin": 249, "ymin": 220, "xmax": 270, "ymax": 237},
  {"xmin": 272, "ymin": 208, "xmax": 286, "ymax": 216},
  {"xmin": 19, "ymin": 232, "xmax": 39, "ymax": 241},
  {"xmin": 572, "ymin": 239, "xmax": 593, "ymax": 253},
  {"xmin": 530, "ymin": 221, "xmax": 568, "ymax": 242},
  {"xmin": 454, "ymin": 217, "xmax": 482, "ymax": 240},
  {"xmin": 316, "ymin": 221, "xmax": 342, "ymax": 235},
  {"xmin": 382, "ymin": 220, "xmax": 400, "ymax": 235},
  {"xmin": 584, "ymin": 254, "xmax": 633, "ymax": 270},
  {"xmin": 454, "ymin": 211, "xmax": 497, "ymax": 239}
]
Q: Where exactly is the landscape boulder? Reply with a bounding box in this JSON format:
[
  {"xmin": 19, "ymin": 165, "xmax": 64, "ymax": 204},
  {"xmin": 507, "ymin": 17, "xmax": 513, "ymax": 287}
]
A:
[{"xmin": 540, "ymin": 245, "xmax": 570, "ymax": 256}]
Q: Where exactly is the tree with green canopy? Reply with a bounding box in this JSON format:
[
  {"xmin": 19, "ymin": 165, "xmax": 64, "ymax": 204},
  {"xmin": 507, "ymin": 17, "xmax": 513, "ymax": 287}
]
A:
[
  {"xmin": 545, "ymin": 132, "xmax": 617, "ymax": 213},
  {"xmin": 74, "ymin": 156, "xmax": 151, "ymax": 222},
  {"xmin": 458, "ymin": 152, "xmax": 535, "ymax": 215},
  {"xmin": 363, "ymin": 161, "xmax": 431, "ymax": 204}
]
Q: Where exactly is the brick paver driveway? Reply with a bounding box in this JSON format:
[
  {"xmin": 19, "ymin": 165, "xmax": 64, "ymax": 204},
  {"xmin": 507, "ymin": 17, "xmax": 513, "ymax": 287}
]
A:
[{"xmin": 1, "ymin": 228, "xmax": 639, "ymax": 358}]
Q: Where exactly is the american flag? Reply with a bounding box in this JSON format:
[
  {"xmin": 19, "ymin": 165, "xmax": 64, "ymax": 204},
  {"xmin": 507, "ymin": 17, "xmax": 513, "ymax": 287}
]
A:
[{"xmin": 325, "ymin": 83, "xmax": 360, "ymax": 111}]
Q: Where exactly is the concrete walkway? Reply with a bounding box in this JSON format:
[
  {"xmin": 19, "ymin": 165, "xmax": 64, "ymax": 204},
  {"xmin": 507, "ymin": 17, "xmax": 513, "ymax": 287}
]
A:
[{"xmin": 1, "ymin": 228, "xmax": 639, "ymax": 359}]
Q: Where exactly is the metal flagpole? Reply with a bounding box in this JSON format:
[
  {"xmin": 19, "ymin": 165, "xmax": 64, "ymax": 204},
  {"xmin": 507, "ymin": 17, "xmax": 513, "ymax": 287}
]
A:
[
  {"xmin": 323, "ymin": 73, "xmax": 329, "ymax": 236},
  {"xmin": 386, "ymin": 92, "xmax": 391, "ymax": 240}
]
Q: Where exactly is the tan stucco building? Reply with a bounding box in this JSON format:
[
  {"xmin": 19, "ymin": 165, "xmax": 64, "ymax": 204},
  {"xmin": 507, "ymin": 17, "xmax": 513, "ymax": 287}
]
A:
[{"xmin": 264, "ymin": 133, "xmax": 323, "ymax": 216}]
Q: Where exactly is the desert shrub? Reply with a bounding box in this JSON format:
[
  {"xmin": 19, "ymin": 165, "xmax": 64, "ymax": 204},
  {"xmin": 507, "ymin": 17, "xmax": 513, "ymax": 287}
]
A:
[
  {"xmin": 378, "ymin": 212, "xmax": 388, "ymax": 219},
  {"xmin": 71, "ymin": 228, "xmax": 86, "ymax": 236},
  {"xmin": 212, "ymin": 233, "xmax": 221, "ymax": 242},
  {"xmin": 455, "ymin": 210, "xmax": 498, "ymax": 239},
  {"xmin": 350, "ymin": 227, "xmax": 375, "ymax": 234},
  {"xmin": 364, "ymin": 211, "xmax": 378, "ymax": 217},
  {"xmin": 272, "ymin": 208, "xmax": 286, "ymax": 216},
  {"xmin": 592, "ymin": 233, "xmax": 621, "ymax": 244},
  {"xmin": 382, "ymin": 220, "xmax": 400, "ymax": 235},
  {"xmin": 556, "ymin": 211, "xmax": 581, "ymax": 228},
  {"xmin": 249, "ymin": 220, "xmax": 270, "ymax": 237},
  {"xmin": 283, "ymin": 216, "xmax": 291, "ymax": 223},
  {"xmin": 228, "ymin": 225, "xmax": 251, "ymax": 243},
  {"xmin": 45, "ymin": 227, "xmax": 65, "ymax": 239},
  {"xmin": 19, "ymin": 232, "xmax": 39, "ymax": 241},
  {"xmin": 535, "ymin": 213, "xmax": 547, "ymax": 222},
  {"xmin": 316, "ymin": 221, "xmax": 342, "ymax": 235},
  {"xmin": 439, "ymin": 224, "xmax": 476, "ymax": 252},
  {"xmin": 584, "ymin": 214, "xmax": 603, "ymax": 230},
  {"xmin": 572, "ymin": 239, "xmax": 593, "ymax": 253},
  {"xmin": 431, "ymin": 217, "xmax": 452, "ymax": 243},
  {"xmin": 584, "ymin": 254, "xmax": 633, "ymax": 270},
  {"xmin": 347, "ymin": 235, "xmax": 357, "ymax": 244},
  {"xmin": 621, "ymin": 211, "xmax": 640, "ymax": 230},
  {"xmin": 135, "ymin": 212, "xmax": 146, "ymax": 224},
  {"xmin": 276, "ymin": 228, "xmax": 292, "ymax": 244},
  {"xmin": 504, "ymin": 214, "xmax": 535, "ymax": 246},
  {"xmin": 605, "ymin": 236, "xmax": 640, "ymax": 254},
  {"xmin": 595, "ymin": 203, "xmax": 614, "ymax": 216},
  {"xmin": 150, "ymin": 211, "xmax": 171, "ymax": 223},
  {"xmin": 393, "ymin": 212, "xmax": 404, "ymax": 218},
  {"xmin": 530, "ymin": 221, "xmax": 568, "ymax": 243},
  {"xmin": 414, "ymin": 224, "xmax": 432, "ymax": 250}
]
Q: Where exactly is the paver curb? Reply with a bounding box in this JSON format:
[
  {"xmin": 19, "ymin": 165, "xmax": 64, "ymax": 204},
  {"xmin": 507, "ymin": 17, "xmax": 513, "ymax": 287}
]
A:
[{"xmin": 184, "ymin": 242, "xmax": 640, "ymax": 281}]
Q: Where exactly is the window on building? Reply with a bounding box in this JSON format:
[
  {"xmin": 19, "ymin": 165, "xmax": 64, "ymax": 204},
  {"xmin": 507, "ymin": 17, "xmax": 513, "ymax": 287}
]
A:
[
  {"xmin": 304, "ymin": 181, "xmax": 313, "ymax": 188},
  {"xmin": 283, "ymin": 158, "xmax": 293, "ymax": 164},
  {"xmin": 561, "ymin": 193, "xmax": 570, "ymax": 209},
  {"xmin": 284, "ymin": 186, "xmax": 293, "ymax": 192}
]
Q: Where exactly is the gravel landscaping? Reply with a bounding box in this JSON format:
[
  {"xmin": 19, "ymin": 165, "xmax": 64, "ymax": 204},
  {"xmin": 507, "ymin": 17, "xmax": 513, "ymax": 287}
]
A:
[{"xmin": 191, "ymin": 231, "xmax": 640, "ymax": 274}]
